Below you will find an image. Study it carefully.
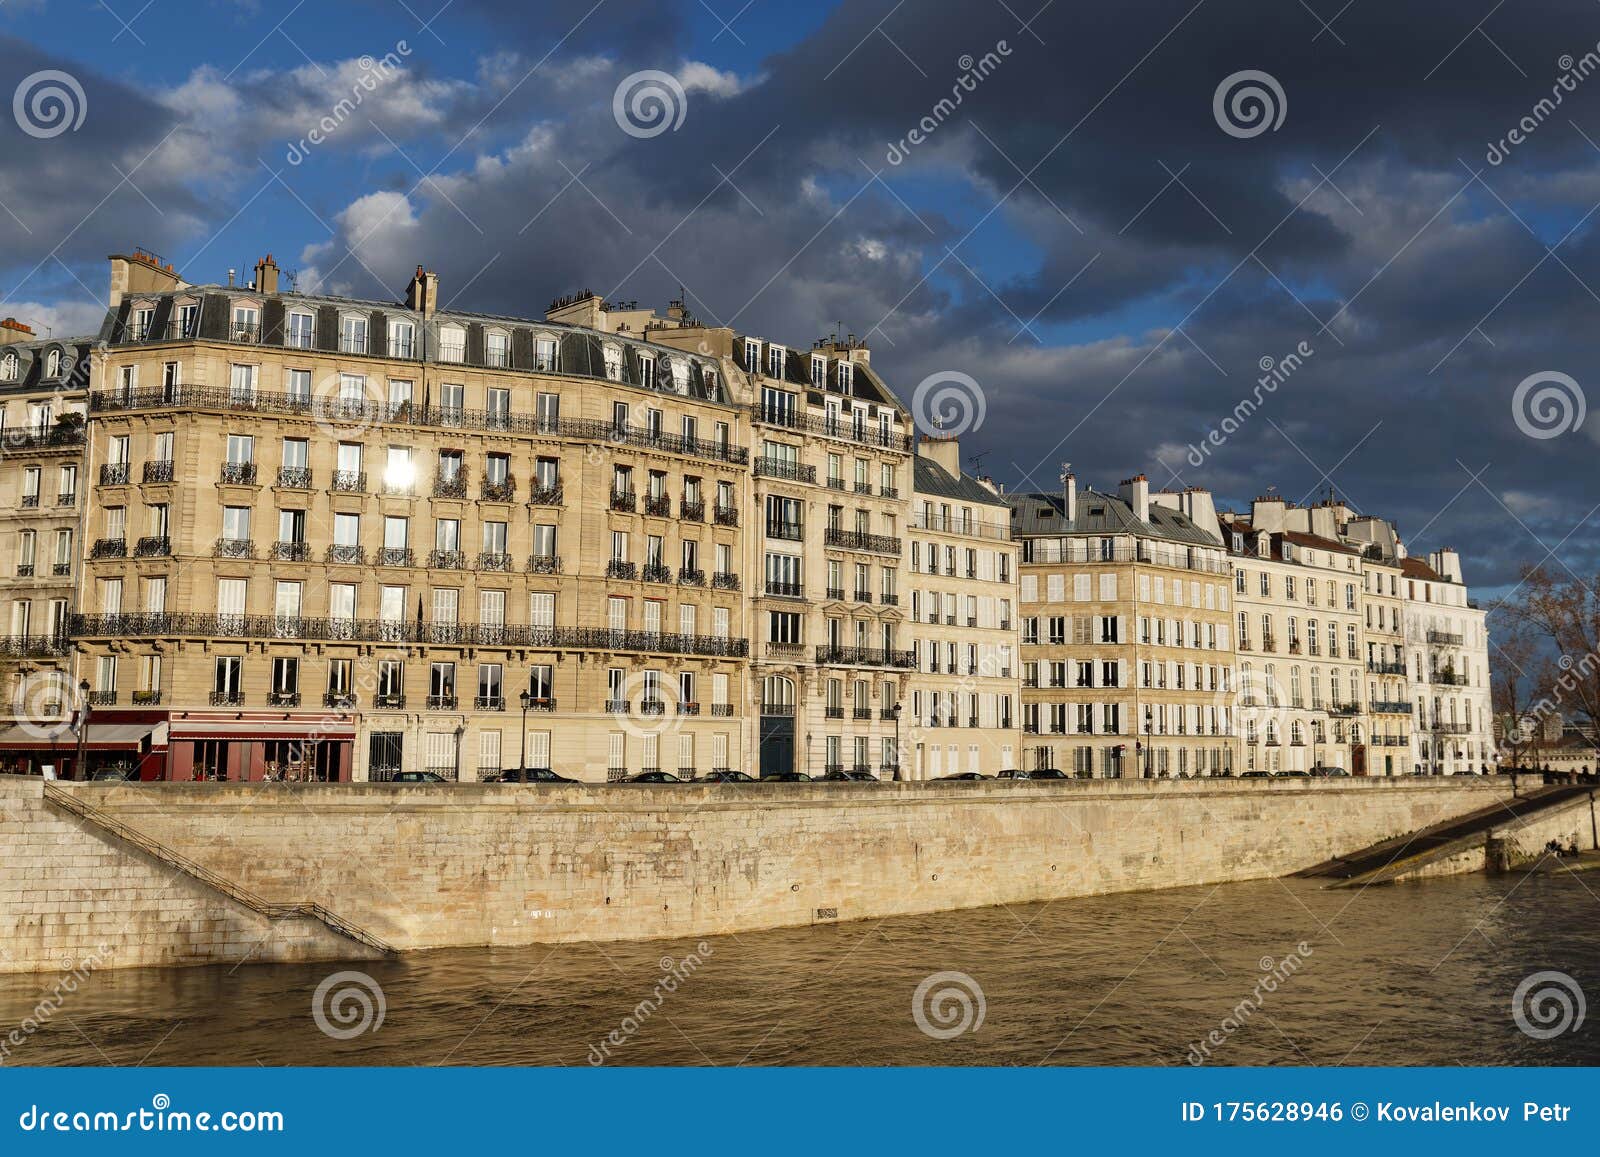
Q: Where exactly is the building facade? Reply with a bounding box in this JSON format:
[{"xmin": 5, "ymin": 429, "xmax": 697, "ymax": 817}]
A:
[
  {"xmin": 903, "ymin": 435, "xmax": 1020, "ymax": 777},
  {"xmin": 1402, "ymin": 551, "xmax": 1494, "ymax": 774},
  {"xmin": 1011, "ymin": 475, "xmax": 1238, "ymax": 778}
]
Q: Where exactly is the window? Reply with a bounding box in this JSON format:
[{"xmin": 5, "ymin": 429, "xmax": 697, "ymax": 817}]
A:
[
  {"xmin": 486, "ymin": 331, "xmax": 510, "ymax": 368},
  {"xmin": 231, "ymin": 303, "xmax": 260, "ymax": 341},
  {"xmin": 438, "ymin": 326, "xmax": 465, "ymax": 363},
  {"xmin": 533, "ymin": 336, "xmax": 557, "ymax": 372},
  {"xmin": 389, "ymin": 320, "xmax": 415, "ymax": 359},
  {"xmin": 286, "ymin": 312, "xmax": 314, "ymax": 349}
]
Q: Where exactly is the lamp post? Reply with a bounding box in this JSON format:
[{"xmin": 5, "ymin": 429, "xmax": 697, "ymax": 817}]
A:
[
  {"xmin": 74, "ymin": 679, "xmax": 91, "ymax": 780},
  {"xmin": 891, "ymin": 701, "xmax": 902, "ymax": 781},
  {"xmin": 1143, "ymin": 709, "xmax": 1153, "ymax": 778},
  {"xmin": 453, "ymin": 723, "xmax": 464, "ymax": 782},
  {"xmin": 519, "ymin": 689, "xmax": 531, "ymax": 772}
]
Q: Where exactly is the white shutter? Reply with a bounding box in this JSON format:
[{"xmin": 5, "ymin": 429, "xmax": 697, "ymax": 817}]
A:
[
  {"xmin": 679, "ymin": 604, "xmax": 696, "ymax": 636},
  {"xmin": 1099, "ymin": 573, "xmax": 1117, "ymax": 601},
  {"xmin": 531, "ymin": 592, "xmax": 555, "ymax": 628},
  {"xmin": 528, "ymin": 730, "xmax": 551, "ymax": 771},
  {"xmin": 1021, "ymin": 575, "xmax": 1038, "ymax": 601},
  {"xmin": 678, "ymin": 733, "xmax": 694, "ymax": 775},
  {"xmin": 643, "ymin": 600, "xmax": 662, "ymax": 635},
  {"xmin": 713, "ymin": 607, "xmax": 729, "ymax": 638},
  {"xmin": 712, "ymin": 672, "xmax": 728, "ymax": 707},
  {"xmin": 607, "ymin": 597, "xmax": 627, "ymax": 632},
  {"xmin": 608, "ymin": 731, "xmax": 625, "ymax": 774},
  {"xmin": 477, "ymin": 730, "xmax": 501, "ymax": 774},
  {"xmin": 1072, "ymin": 574, "xmax": 1090, "ymax": 601},
  {"xmin": 712, "ymin": 733, "xmax": 728, "ymax": 770},
  {"xmin": 216, "ymin": 578, "xmax": 245, "ymax": 617}
]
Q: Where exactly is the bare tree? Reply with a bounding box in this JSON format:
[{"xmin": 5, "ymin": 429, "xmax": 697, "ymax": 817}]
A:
[
  {"xmin": 1500, "ymin": 567, "xmax": 1600, "ymax": 745},
  {"xmin": 1487, "ymin": 608, "xmax": 1553, "ymax": 768}
]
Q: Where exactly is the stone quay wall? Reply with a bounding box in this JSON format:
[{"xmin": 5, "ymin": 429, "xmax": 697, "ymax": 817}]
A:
[{"xmin": 0, "ymin": 775, "xmax": 1517, "ymax": 972}]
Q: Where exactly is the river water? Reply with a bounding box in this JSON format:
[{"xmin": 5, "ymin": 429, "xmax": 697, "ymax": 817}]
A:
[{"xmin": 4, "ymin": 872, "xmax": 1596, "ymax": 1066}]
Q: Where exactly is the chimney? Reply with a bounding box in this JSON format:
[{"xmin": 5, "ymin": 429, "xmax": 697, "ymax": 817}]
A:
[
  {"xmin": 227, "ymin": 268, "xmax": 236, "ymax": 288},
  {"xmin": 1430, "ymin": 548, "xmax": 1463, "ymax": 584},
  {"xmin": 406, "ymin": 265, "xmax": 439, "ymax": 317},
  {"xmin": 253, "ymin": 254, "xmax": 280, "ymax": 296},
  {"xmin": 1119, "ymin": 474, "xmax": 1150, "ymax": 523},
  {"xmin": 1060, "ymin": 464, "xmax": 1076, "ymax": 523},
  {"xmin": 918, "ymin": 433, "xmax": 961, "ymax": 477},
  {"xmin": 0, "ymin": 317, "xmax": 35, "ymax": 346},
  {"xmin": 107, "ymin": 248, "xmax": 185, "ymax": 307},
  {"xmin": 1251, "ymin": 493, "xmax": 1287, "ymax": 533}
]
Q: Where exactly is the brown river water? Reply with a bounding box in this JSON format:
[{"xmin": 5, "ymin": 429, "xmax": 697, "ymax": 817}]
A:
[{"xmin": 3, "ymin": 872, "xmax": 1596, "ymax": 1066}]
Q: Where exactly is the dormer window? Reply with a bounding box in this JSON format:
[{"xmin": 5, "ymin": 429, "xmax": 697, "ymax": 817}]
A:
[
  {"xmin": 44, "ymin": 348, "xmax": 62, "ymax": 378},
  {"xmin": 286, "ymin": 311, "xmax": 315, "ymax": 349},
  {"xmin": 744, "ymin": 339, "xmax": 760, "ymax": 372},
  {"xmin": 340, "ymin": 314, "xmax": 368, "ymax": 354},
  {"xmin": 175, "ymin": 300, "xmax": 199, "ymax": 338},
  {"xmin": 767, "ymin": 344, "xmax": 785, "ymax": 379},
  {"xmin": 702, "ymin": 365, "xmax": 719, "ymax": 399},
  {"xmin": 811, "ymin": 355, "xmax": 826, "ymax": 388},
  {"xmin": 1, "ymin": 351, "xmax": 15, "ymax": 379},
  {"xmin": 837, "ymin": 361, "xmax": 853, "ymax": 392},
  {"xmin": 130, "ymin": 305, "xmax": 154, "ymax": 341},
  {"xmin": 602, "ymin": 343, "xmax": 623, "ymax": 381},
  {"xmin": 389, "ymin": 319, "xmax": 416, "ymax": 359},
  {"xmin": 637, "ymin": 352, "xmax": 656, "ymax": 388},
  {"xmin": 669, "ymin": 358, "xmax": 690, "ymax": 394},
  {"xmin": 486, "ymin": 330, "xmax": 510, "ymax": 368},
  {"xmin": 231, "ymin": 303, "xmax": 261, "ymax": 343},
  {"xmin": 533, "ymin": 336, "xmax": 557, "ymax": 372},
  {"xmin": 1231, "ymin": 532, "xmax": 1244, "ymax": 552},
  {"xmin": 437, "ymin": 326, "xmax": 464, "ymax": 363}
]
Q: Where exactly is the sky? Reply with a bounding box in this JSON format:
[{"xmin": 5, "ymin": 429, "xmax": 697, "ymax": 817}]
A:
[{"xmin": 2, "ymin": 0, "xmax": 1599, "ymax": 596}]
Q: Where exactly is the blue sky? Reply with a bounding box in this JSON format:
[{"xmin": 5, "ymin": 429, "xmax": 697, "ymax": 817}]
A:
[{"xmin": 4, "ymin": 0, "xmax": 1600, "ymax": 596}]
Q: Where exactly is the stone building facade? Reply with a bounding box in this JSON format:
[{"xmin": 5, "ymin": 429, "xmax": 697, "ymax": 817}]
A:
[{"xmin": 1402, "ymin": 551, "xmax": 1494, "ymax": 774}]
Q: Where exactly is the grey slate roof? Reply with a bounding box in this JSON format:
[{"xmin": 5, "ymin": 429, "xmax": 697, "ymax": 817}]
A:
[
  {"xmin": 1007, "ymin": 488, "xmax": 1222, "ymax": 546},
  {"xmin": 912, "ymin": 455, "xmax": 1007, "ymax": 508}
]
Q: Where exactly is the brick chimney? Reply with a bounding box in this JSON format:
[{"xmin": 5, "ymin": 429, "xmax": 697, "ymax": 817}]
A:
[
  {"xmin": 107, "ymin": 248, "xmax": 184, "ymax": 307},
  {"xmin": 1118, "ymin": 474, "xmax": 1150, "ymax": 523},
  {"xmin": 253, "ymin": 254, "xmax": 280, "ymax": 295},
  {"xmin": 0, "ymin": 317, "xmax": 35, "ymax": 346},
  {"xmin": 406, "ymin": 265, "xmax": 439, "ymax": 316}
]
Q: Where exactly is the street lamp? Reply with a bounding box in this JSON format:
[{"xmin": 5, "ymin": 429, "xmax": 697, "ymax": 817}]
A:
[
  {"xmin": 74, "ymin": 679, "xmax": 91, "ymax": 781},
  {"xmin": 1143, "ymin": 708, "xmax": 1153, "ymax": 778},
  {"xmin": 891, "ymin": 701, "xmax": 903, "ymax": 781},
  {"xmin": 519, "ymin": 689, "xmax": 532, "ymax": 772},
  {"xmin": 453, "ymin": 723, "xmax": 464, "ymax": 782}
]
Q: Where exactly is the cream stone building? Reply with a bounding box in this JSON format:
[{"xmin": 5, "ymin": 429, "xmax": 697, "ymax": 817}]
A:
[
  {"xmin": 1010, "ymin": 474, "xmax": 1238, "ymax": 778},
  {"xmin": 74, "ymin": 253, "xmax": 759, "ymax": 782},
  {"xmin": 1401, "ymin": 550, "xmax": 1493, "ymax": 775},
  {"xmin": 1343, "ymin": 514, "xmax": 1413, "ymax": 776},
  {"xmin": 0, "ymin": 321, "xmax": 93, "ymax": 770},
  {"xmin": 1220, "ymin": 498, "xmax": 1367, "ymax": 774},
  {"xmin": 903, "ymin": 435, "xmax": 1020, "ymax": 777}
]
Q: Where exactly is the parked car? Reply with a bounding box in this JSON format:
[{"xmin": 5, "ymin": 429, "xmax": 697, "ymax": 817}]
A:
[
  {"xmin": 696, "ymin": 770, "xmax": 755, "ymax": 783},
  {"xmin": 1323, "ymin": 767, "xmax": 1351, "ymax": 777},
  {"xmin": 995, "ymin": 769, "xmax": 1030, "ymax": 780},
  {"xmin": 1024, "ymin": 768, "xmax": 1071, "ymax": 781},
  {"xmin": 493, "ymin": 768, "xmax": 577, "ymax": 784},
  {"xmin": 758, "ymin": 771, "xmax": 812, "ymax": 782},
  {"xmin": 390, "ymin": 771, "xmax": 447, "ymax": 783},
  {"xmin": 935, "ymin": 772, "xmax": 990, "ymax": 781},
  {"xmin": 619, "ymin": 771, "xmax": 685, "ymax": 784},
  {"xmin": 1240, "ymin": 770, "xmax": 1272, "ymax": 779},
  {"xmin": 1277, "ymin": 769, "xmax": 1310, "ymax": 778},
  {"xmin": 820, "ymin": 769, "xmax": 878, "ymax": 782}
]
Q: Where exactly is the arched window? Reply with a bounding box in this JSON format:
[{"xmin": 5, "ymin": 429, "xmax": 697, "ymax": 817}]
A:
[
  {"xmin": 762, "ymin": 675, "xmax": 794, "ymax": 711},
  {"xmin": 44, "ymin": 348, "xmax": 61, "ymax": 377},
  {"xmin": 1, "ymin": 351, "xmax": 16, "ymax": 379}
]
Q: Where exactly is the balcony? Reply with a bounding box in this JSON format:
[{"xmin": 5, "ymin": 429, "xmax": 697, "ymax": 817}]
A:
[
  {"xmin": 56, "ymin": 493, "xmax": 76, "ymax": 507},
  {"xmin": 377, "ymin": 547, "xmax": 414, "ymax": 568},
  {"xmin": 748, "ymin": 403, "xmax": 914, "ymax": 452},
  {"xmin": 766, "ymin": 642, "xmax": 806, "ymax": 661},
  {"xmin": 432, "ymin": 474, "xmax": 468, "ymax": 500},
  {"xmin": 209, "ymin": 691, "xmax": 245, "ymax": 706},
  {"xmin": 474, "ymin": 695, "xmax": 505, "ymax": 711},
  {"xmin": 825, "ymin": 705, "xmax": 844, "ymax": 720},
  {"xmin": 1329, "ymin": 702, "xmax": 1362, "ymax": 717},
  {"xmin": 373, "ymin": 693, "xmax": 406, "ymax": 709},
  {"xmin": 131, "ymin": 690, "xmax": 162, "ymax": 705},
  {"xmin": 642, "ymin": 562, "xmax": 672, "ymax": 584},
  {"xmin": 323, "ymin": 692, "xmax": 358, "ymax": 709},
  {"xmin": 826, "ymin": 477, "xmax": 846, "ymax": 492},
  {"xmin": 823, "ymin": 528, "xmax": 901, "ymax": 555},
  {"xmin": 0, "ymin": 633, "xmax": 69, "ymax": 657},
  {"xmin": 326, "ymin": 544, "xmax": 367, "ymax": 565},
  {"xmin": 428, "ymin": 549, "xmax": 466, "ymax": 570},
  {"xmin": 272, "ymin": 541, "xmax": 310, "ymax": 562},
  {"xmin": 1430, "ymin": 721, "xmax": 1469, "ymax": 734},
  {"xmin": 856, "ymin": 591, "xmax": 874, "ymax": 604},
  {"xmin": 826, "ymin": 587, "xmax": 845, "ymax": 601},
  {"xmin": 713, "ymin": 505, "xmax": 739, "ymax": 527},
  {"xmin": 760, "ymin": 702, "xmax": 796, "ymax": 717},
  {"xmin": 815, "ymin": 645, "xmax": 917, "ymax": 669},
  {"xmin": 476, "ymin": 552, "xmax": 513, "ymax": 573},
  {"xmin": 213, "ymin": 537, "xmax": 256, "ymax": 559},
  {"xmin": 711, "ymin": 703, "xmax": 734, "ymax": 717},
  {"xmin": 609, "ymin": 489, "xmax": 637, "ymax": 513},
  {"xmin": 1367, "ymin": 660, "xmax": 1405, "ymax": 675},
  {"xmin": 525, "ymin": 697, "xmax": 557, "ymax": 712},
  {"xmin": 605, "ymin": 699, "xmax": 629, "ymax": 714},
  {"xmin": 643, "ymin": 494, "xmax": 672, "ymax": 517},
  {"xmin": 711, "ymin": 572, "xmax": 740, "ymax": 591},
  {"xmin": 766, "ymin": 520, "xmax": 803, "ymax": 542},
  {"xmin": 527, "ymin": 554, "xmax": 563, "ymax": 574},
  {"xmin": 142, "ymin": 460, "xmax": 174, "ymax": 484},
  {"xmin": 680, "ymin": 499, "xmax": 705, "ymax": 522},
  {"xmin": 52, "ymin": 561, "xmax": 70, "ymax": 576},
  {"xmin": 134, "ymin": 535, "xmax": 171, "ymax": 558},
  {"xmin": 426, "ymin": 694, "xmax": 458, "ymax": 710},
  {"xmin": 1430, "ymin": 671, "xmax": 1468, "ymax": 686},
  {"xmin": 219, "ymin": 463, "xmax": 258, "ymax": 486},
  {"xmin": 678, "ymin": 567, "xmax": 705, "ymax": 587},
  {"xmin": 267, "ymin": 690, "xmax": 301, "ymax": 707},
  {"xmin": 753, "ymin": 458, "xmax": 817, "ymax": 484},
  {"xmin": 1427, "ymin": 630, "xmax": 1464, "ymax": 646},
  {"xmin": 528, "ymin": 483, "xmax": 563, "ymax": 506},
  {"xmin": 331, "ymin": 471, "xmax": 366, "ymax": 493},
  {"xmin": 1370, "ymin": 700, "xmax": 1413, "ymax": 714},
  {"xmin": 480, "ymin": 478, "xmax": 516, "ymax": 502},
  {"xmin": 91, "ymin": 538, "xmax": 127, "ymax": 559},
  {"xmin": 277, "ymin": 467, "xmax": 313, "ymax": 489},
  {"xmin": 764, "ymin": 581, "xmax": 805, "ymax": 600},
  {"xmin": 638, "ymin": 700, "xmax": 664, "ymax": 716},
  {"xmin": 606, "ymin": 560, "xmax": 637, "ymax": 580},
  {"xmin": 99, "ymin": 462, "xmax": 130, "ymax": 486},
  {"xmin": 86, "ymin": 691, "xmax": 118, "ymax": 706}
]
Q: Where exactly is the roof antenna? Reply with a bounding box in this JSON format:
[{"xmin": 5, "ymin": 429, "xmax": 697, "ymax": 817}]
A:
[{"xmin": 968, "ymin": 448, "xmax": 989, "ymax": 475}]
